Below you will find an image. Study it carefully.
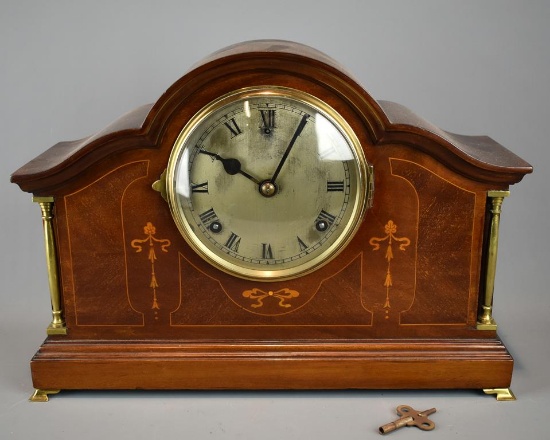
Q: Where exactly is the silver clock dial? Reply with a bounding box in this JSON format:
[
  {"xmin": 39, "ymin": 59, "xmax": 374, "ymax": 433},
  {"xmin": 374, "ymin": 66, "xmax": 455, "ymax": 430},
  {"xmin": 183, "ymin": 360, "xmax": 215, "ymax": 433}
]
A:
[{"xmin": 167, "ymin": 87, "xmax": 370, "ymax": 280}]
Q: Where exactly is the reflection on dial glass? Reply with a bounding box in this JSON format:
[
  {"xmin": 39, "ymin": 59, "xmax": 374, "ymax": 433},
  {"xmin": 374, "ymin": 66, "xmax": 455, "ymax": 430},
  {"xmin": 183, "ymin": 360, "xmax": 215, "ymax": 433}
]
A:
[
  {"xmin": 167, "ymin": 87, "xmax": 368, "ymax": 280},
  {"xmin": 175, "ymin": 148, "xmax": 191, "ymax": 199},
  {"xmin": 315, "ymin": 113, "xmax": 355, "ymax": 161}
]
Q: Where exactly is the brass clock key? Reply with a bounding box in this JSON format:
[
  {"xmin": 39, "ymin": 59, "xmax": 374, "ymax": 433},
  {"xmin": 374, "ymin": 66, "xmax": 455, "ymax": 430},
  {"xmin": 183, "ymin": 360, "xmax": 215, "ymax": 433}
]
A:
[{"xmin": 379, "ymin": 405, "xmax": 436, "ymax": 435}]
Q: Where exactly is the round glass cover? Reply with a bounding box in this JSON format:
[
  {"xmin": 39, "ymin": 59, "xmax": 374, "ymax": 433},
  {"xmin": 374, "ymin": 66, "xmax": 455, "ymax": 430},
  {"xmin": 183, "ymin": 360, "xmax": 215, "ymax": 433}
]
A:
[{"xmin": 166, "ymin": 87, "xmax": 370, "ymax": 280}]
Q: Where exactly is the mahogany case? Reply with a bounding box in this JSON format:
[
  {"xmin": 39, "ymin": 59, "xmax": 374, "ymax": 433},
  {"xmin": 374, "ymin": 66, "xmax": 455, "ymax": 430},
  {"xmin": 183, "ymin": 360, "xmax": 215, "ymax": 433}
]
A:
[{"xmin": 11, "ymin": 40, "xmax": 532, "ymax": 394}]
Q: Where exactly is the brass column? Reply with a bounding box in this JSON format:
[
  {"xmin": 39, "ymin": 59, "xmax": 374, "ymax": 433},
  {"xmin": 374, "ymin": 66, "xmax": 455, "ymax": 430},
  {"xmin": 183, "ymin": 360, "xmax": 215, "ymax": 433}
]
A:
[
  {"xmin": 477, "ymin": 190, "xmax": 510, "ymax": 330},
  {"xmin": 33, "ymin": 196, "xmax": 67, "ymax": 335}
]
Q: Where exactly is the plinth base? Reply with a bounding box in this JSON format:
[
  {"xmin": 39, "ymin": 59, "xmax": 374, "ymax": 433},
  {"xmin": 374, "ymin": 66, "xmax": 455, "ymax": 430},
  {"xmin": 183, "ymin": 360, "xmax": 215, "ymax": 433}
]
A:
[{"xmin": 30, "ymin": 337, "xmax": 513, "ymax": 392}]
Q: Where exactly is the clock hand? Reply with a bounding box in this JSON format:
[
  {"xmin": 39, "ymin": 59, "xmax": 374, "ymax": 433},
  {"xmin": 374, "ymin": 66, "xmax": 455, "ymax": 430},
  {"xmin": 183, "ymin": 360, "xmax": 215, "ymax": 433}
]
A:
[
  {"xmin": 270, "ymin": 113, "xmax": 309, "ymax": 184},
  {"xmin": 199, "ymin": 149, "xmax": 261, "ymax": 185}
]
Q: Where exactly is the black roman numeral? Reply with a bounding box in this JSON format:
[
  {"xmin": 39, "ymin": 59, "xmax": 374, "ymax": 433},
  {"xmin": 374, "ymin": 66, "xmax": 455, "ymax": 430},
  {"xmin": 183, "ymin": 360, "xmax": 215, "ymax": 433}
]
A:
[
  {"xmin": 260, "ymin": 109, "xmax": 275, "ymax": 133},
  {"xmin": 191, "ymin": 181, "xmax": 209, "ymax": 193},
  {"xmin": 224, "ymin": 117, "xmax": 242, "ymax": 137},
  {"xmin": 225, "ymin": 232, "xmax": 241, "ymax": 252},
  {"xmin": 262, "ymin": 243, "xmax": 274, "ymax": 259},
  {"xmin": 317, "ymin": 210, "xmax": 337, "ymax": 225},
  {"xmin": 198, "ymin": 208, "xmax": 218, "ymax": 226},
  {"xmin": 297, "ymin": 236, "xmax": 308, "ymax": 252},
  {"xmin": 327, "ymin": 180, "xmax": 344, "ymax": 192}
]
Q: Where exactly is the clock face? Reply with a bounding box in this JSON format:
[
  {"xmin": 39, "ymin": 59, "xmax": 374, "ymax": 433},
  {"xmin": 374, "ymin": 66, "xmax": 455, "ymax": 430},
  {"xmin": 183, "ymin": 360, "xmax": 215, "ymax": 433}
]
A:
[{"xmin": 166, "ymin": 87, "xmax": 371, "ymax": 280}]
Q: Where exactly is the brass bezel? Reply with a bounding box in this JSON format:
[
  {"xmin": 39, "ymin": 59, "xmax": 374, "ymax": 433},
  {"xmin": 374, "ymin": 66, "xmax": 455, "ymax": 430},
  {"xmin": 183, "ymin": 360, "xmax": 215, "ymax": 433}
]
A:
[{"xmin": 166, "ymin": 86, "xmax": 372, "ymax": 281}]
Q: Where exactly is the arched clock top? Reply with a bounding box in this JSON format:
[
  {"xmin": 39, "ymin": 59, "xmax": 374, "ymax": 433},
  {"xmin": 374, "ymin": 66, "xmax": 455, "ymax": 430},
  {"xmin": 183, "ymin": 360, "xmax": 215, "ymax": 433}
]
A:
[{"xmin": 11, "ymin": 39, "xmax": 532, "ymax": 194}]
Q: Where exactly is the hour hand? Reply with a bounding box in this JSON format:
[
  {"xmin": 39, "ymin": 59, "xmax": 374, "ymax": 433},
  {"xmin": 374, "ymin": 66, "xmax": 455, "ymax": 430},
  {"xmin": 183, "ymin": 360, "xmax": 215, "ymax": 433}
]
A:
[{"xmin": 199, "ymin": 149, "xmax": 260, "ymax": 184}]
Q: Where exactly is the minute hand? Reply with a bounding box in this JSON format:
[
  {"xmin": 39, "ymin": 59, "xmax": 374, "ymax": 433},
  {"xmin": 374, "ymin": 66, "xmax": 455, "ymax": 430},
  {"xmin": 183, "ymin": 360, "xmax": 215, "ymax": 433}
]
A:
[{"xmin": 270, "ymin": 113, "xmax": 309, "ymax": 184}]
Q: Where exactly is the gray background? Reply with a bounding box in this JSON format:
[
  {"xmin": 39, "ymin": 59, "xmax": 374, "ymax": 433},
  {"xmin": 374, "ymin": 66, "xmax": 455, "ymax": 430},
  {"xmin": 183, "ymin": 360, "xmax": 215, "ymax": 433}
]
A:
[{"xmin": 1, "ymin": 1, "xmax": 548, "ymax": 439}]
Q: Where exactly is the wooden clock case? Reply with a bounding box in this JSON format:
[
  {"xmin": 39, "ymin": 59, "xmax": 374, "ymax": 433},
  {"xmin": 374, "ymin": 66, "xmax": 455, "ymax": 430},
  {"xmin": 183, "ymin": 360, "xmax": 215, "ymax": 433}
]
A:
[{"xmin": 11, "ymin": 40, "xmax": 532, "ymax": 400}]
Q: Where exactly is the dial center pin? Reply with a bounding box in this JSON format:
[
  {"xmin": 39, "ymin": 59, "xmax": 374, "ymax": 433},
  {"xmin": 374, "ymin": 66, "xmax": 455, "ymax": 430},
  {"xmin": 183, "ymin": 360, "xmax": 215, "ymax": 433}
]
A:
[{"xmin": 259, "ymin": 180, "xmax": 278, "ymax": 197}]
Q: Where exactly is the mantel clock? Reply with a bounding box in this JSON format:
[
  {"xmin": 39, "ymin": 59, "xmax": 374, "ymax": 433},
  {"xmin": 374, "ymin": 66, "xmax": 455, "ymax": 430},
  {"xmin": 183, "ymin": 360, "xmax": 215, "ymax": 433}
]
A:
[{"xmin": 11, "ymin": 40, "xmax": 532, "ymax": 402}]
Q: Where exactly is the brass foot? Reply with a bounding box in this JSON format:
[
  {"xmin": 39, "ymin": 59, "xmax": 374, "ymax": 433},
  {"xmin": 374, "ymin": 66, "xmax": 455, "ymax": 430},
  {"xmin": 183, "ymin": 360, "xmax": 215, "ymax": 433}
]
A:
[
  {"xmin": 29, "ymin": 389, "xmax": 60, "ymax": 402},
  {"xmin": 483, "ymin": 388, "xmax": 516, "ymax": 401},
  {"xmin": 46, "ymin": 325, "xmax": 68, "ymax": 335}
]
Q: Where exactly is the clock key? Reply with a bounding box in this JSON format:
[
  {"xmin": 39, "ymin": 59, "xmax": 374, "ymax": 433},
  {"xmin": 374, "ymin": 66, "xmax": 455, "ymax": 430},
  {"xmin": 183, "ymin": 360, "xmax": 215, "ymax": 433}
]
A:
[{"xmin": 378, "ymin": 405, "xmax": 436, "ymax": 435}]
